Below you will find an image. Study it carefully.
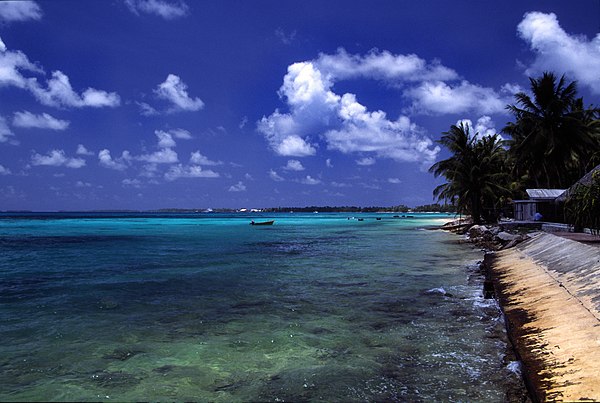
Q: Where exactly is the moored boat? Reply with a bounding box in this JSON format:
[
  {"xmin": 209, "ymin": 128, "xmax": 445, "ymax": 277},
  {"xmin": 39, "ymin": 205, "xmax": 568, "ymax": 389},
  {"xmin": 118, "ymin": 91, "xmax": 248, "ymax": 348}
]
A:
[{"xmin": 250, "ymin": 220, "xmax": 275, "ymax": 226}]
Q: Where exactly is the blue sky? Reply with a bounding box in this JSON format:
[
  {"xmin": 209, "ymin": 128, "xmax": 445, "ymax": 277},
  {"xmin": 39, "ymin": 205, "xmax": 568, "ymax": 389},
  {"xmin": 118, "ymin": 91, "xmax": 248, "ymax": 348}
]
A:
[{"xmin": 1, "ymin": 0, "xmax": 599, "ymax": 210}]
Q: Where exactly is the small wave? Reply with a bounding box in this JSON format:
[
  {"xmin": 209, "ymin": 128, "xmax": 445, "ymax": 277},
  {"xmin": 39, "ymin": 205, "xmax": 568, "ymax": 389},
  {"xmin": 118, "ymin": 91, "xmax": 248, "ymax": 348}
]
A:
[
  {"xmin": 506, "ymin": 360, "xmax": 522, "ymax": 376},
  {"xmin": 425, "ymin": 287, "xmax": 447, "ymax": 295}
]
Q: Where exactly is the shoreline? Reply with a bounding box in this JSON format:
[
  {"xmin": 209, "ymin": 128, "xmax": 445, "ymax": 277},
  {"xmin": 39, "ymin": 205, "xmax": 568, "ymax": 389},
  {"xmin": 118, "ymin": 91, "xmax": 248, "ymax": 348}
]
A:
[{"xmin": 449, "ymin": 220, "xmax": 600, "ymax": 401}]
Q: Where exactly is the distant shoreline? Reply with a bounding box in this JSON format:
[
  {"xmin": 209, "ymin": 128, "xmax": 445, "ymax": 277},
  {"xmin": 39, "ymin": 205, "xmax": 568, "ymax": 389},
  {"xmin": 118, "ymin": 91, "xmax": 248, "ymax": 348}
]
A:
[{"xmin": 1, "ymin": 205, "xmax": 457, "ymax": 214}]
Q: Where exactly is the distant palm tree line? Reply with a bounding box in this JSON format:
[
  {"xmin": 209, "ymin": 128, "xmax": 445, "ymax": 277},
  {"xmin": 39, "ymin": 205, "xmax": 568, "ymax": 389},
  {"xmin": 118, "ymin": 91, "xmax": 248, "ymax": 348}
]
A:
[{"xmin": 431, "ymin": 72, "xmax": 600, "ymax": 226}]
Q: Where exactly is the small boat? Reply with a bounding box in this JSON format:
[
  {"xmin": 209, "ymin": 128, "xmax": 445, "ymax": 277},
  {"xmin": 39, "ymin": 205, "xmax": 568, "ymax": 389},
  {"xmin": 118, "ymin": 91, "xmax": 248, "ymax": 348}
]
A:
[{"xmin": 250, "ymin": 220, "xmax": 274, "ymax": 226}]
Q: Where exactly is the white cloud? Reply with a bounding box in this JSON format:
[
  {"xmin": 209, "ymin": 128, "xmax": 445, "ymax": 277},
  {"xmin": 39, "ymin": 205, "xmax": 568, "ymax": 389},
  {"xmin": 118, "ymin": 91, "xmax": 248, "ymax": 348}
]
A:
[
  {"xmin": 283, "ymin": 159, "xmax": 305, "ymax": 171},
  {"xmin": 0, "ymin": 116, "xmax": 16, "ymax": 143},
  {"xmin": 13, "ymin": 110, "xmax": 69, "ymax": 130},
  {"xmin": 124, "ymin": 0, "xmax": 189, "ymax": 20},
  {"xmin": 154, "ymin": 74, "xmax": 204, "ymax": 112},
  {"xmin": 76, "ymin": 181, "xmax": 92, "ymax": 188},
  {"xmin": 164, "ymin": 164, "xmax": 219, "ymax": 181},
  {"xmin": 122, "ymin": 178, "xmax": 142, "ymax": 188},
  {"xmin": 190, "ymin": 151, "xmax": 221, "ymax": 165},
  {"xmin": 517, "ymin": 11, "xmax": 600, "ymax": 94},
  {"xmin": 300, "ymin": 175, "xmax": 321, "ymax": 185},
  {"xmin": 228, "ymin": 181, "xmax": 246, "ymax": 192},
  {"xmin": 76, "ymin": 144, "xmax": 94, "ymax": 156},
  {"xmin": 0, "ymin": 37, "xmax": 44, "ymax": 88},
  {"xmin": 405, "ymin": 81, "xmax": 507, "ymax": 115},
  {"xmin": 155, "ymin": 130, "xmax": 176, "ymax": 148},
  {"xmin": 388, "ymin": 178, "xmax": 402, "ymax": 184},
  {"xmin": 98, "ymin": 149, "xmax": 129, "ymax": 170},
  {"xmin": 356, "ymin": 157, "xmax": 376, "ymax": 166},
  {"xmin": 137, "ymin": 101, "xmax": 158, "ymax": 116},
  {"xmin": 0, "ymin": 1, "xmax": 42, "ymax": 22},
  {"xmin": 0, "ymin": 37, "xmax": 120, "ymax": 109},
  {"xmin": 31, "ymin": 149, "xmax": 85, "ymax": 168},
  {"xmin": 258, "ymin": 50, "xmax": 442, "ymax": 165},
  {"xmin": 138, "ymin": 147, "xmax": 178, "ymax": 164},
  {"xmin": 324, "ymin": 93, "xmax": 439, "ymax": 167},
  {"xmin": 0, "ymin": 164, "xmax": 11, "ymax": 175},
  {"xmin": 315, "ymin": 48, "xmax": 458, "ymax": 83},
  {"xmin": 326, "ymin": 158, "xmax": 333, "ymax": 168},
  {"xmin": 29, "ymin": 71, "xmax": 121, "ymax": 108},
  {"xmin": 268, "ymin": 169, "xmax": 284, "ymax": 181},
  {"xmin": 456, "ymin": 115, "xmax": 499, "ymax": 140},
  {"xmin": 169, "ymin": 128, "xmax": 192, "ymax": 139}
]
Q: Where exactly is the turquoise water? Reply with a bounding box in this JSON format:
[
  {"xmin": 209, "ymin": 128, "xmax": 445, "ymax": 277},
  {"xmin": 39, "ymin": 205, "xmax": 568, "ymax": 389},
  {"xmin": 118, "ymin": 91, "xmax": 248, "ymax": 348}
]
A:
[{"xmin": 0, "ymin": 212, "xmax": 520, "ymax": 401}]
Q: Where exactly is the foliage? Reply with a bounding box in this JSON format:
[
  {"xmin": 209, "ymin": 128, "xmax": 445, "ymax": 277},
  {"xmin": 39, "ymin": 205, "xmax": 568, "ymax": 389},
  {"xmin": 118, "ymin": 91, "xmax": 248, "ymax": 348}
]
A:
[
  {"xmin": 564, "ymin": 171, "xmax": 600, "ymax": 235},
  {"xmin": 429, "ymin": 123, "xmax": 509, "ymax": 224},
  {"xmin": 503, "ymin": 72, "xmax": 600, "ymax": 189}
]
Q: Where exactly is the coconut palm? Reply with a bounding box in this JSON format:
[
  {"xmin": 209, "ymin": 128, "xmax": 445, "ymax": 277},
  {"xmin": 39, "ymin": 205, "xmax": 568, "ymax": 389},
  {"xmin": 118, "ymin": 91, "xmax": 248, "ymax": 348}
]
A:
[
  {"xmin": 503, "ymin": 72, "xmax": 600, "ymax": 189},
  {"xmin": 430, "ymin": 123, "xmax": 508, "ymax": 224}
]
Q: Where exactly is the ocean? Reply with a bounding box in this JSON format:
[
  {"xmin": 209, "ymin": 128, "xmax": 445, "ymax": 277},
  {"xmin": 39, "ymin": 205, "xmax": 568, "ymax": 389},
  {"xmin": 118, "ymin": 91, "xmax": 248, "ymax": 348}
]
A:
[{"xmin": 0, "ymin": 212, "xmax": 523, "ymax": 401}]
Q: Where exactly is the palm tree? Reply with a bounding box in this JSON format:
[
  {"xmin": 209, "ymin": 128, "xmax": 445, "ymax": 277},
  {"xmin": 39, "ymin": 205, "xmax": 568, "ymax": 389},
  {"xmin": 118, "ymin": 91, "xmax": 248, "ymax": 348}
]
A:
[
  {"xmin": 430, "ymin": 123, "xmax": 508, "ymax": 224},
  {"xmin": 503, "ymin": 72, "xmax": 600, "ymax": 189}
]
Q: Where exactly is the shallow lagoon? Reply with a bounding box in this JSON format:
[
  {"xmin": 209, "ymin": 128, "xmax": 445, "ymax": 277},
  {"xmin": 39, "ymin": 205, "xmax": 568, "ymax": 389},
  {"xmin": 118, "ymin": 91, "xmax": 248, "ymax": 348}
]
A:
[{"xmin": 0, "ymin": 212, "xmax": 522, "ymax": 401}]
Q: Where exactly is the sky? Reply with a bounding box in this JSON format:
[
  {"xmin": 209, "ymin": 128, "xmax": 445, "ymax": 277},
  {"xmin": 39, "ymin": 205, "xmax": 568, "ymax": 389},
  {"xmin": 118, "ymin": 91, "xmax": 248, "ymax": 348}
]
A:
[{"xmin": 1, "ymin": 0, "xmax": 600, "ymax": 211}]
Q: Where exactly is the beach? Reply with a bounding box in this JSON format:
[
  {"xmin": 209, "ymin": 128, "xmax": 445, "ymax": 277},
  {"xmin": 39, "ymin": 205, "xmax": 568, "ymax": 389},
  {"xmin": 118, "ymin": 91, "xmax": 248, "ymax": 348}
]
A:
[{"xmin": 0, "ymin": 212, "xmax": 525, "ymax": 401}]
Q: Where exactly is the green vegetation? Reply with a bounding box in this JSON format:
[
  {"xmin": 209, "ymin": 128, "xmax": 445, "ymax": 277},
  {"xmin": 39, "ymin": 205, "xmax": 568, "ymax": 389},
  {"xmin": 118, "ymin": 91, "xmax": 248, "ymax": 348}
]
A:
[
  {"xmin": 564, "ymin": 171, "xmax": 600, "ymax": 235},
  {"xmin": 431, "ymin": 72, "xmax": 600, "ymax": 226},
  {"xmin": 430, "ymin": 123, "xmax": 509, "ymax": 224}
]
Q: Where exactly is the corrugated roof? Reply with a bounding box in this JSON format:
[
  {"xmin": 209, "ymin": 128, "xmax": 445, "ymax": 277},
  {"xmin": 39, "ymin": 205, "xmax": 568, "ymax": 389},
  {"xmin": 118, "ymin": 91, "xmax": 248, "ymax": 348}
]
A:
[{"xmin": 526, "ymin": 189, "xmax": 566, "ymax": 199}]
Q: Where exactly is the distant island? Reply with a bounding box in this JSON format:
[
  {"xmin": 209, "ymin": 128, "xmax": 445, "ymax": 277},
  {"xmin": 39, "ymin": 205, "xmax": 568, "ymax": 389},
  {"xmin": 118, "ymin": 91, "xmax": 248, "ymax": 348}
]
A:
[{"xmin": 153, "ymin": 203, "xmax": 456, "ymax": 214}]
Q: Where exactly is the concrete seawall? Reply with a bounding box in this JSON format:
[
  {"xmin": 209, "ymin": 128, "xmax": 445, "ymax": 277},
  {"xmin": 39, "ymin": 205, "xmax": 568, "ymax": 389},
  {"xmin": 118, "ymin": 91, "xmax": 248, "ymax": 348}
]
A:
[{"xmin": 485, "ymin": 232, "xmax": 600, "ymax": 401}]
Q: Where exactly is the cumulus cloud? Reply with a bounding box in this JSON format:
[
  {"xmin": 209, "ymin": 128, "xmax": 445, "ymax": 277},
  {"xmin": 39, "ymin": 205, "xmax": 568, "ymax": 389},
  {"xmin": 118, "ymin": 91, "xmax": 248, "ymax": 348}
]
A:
[
  {"xmin": 455, "ymin": 115, "xmax": 499, "ymax": 140},
  {"xmin": 300, "ymin": 175, "xmax": 321, "ymax": 185},
  {"xmin": 0, "ymin": 1, "xmax": 42, "ymax": 22},
  {"xmin": 122, "ymin": 178, "xmax": 142, "ymax": 188},
  {"xmin": 228, "ymin": 181, "xmax": 246, "ymax": 192},
  {"xmin": 258, "ymin": 50, "xmax": 443, "ymax": 165},
  {"xmin": 98, "ymin": 149, "xmax": 130, "ymax": 170},
  {"xmin": 76, "ymin": 144, "xmax": 94, "ymax": 156},
  {"xmin": 190, "ymin": 151, "xmax": 221, "ymax": 165},
  {"xmin": 138, "ymin": 147, "xmax": 178, "ymax": 164},
  {"xmin": 31, "ymin": 149, "xmax": 85, "ymax": 168},
  {"xmin": 517, "ymin": 11, "xmax": 600, "ymax": 94},
  {"xmin": 315, "ymin": 48, "xmax": 458, "ymax": 83},
  {"xmin": 124, "ymin": 0, "xmax": 189, "ymax": 20},
  {"xmin": 283, "ymin": 159, "xmax": 305, "ymax": 171},
  {"xmin": 154, "ymin": 74, "xmax": 204, "ymax": 112},
  {"xmin": 324, "ymin": 93, "xmax": 439, "ymax": 166},
  {"xmin": 405, "ymin": 81, "xmax": 507, "ymax": 115},
  {"xmin": 13, "ymin": 110, "xmax": 69, "ymax": 130},
  {"xmin": 169, "ymin": 128, "xmax": 192, "ymax": 139},
  {"xmin": 388, "ymin": 178, "xmax": 402, "ymax": 184},
  {"xmin": 356, "ymin": 157, "xmax": 376, "ymax": 166},
  {"xmin": 268, "ymin": 169, "xmax": 284, "ymax": 181},
  {"xmin": 0, "ymin": 36, "xmax": 44, "ymax": 88},
  {"xmin": 0, "ymin": 39, "xmax": 120, "ymax": 109},
  {"xmin": 164, "ymin": 164, "xmax": 219, "ymax": 181},
  {"xmin": 155, "ymin": 130, "xmax": 176, "ymax": 148},
  {"xmin": 29, "ymin": 71, "xmax": 121, "ymax": 108}
]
